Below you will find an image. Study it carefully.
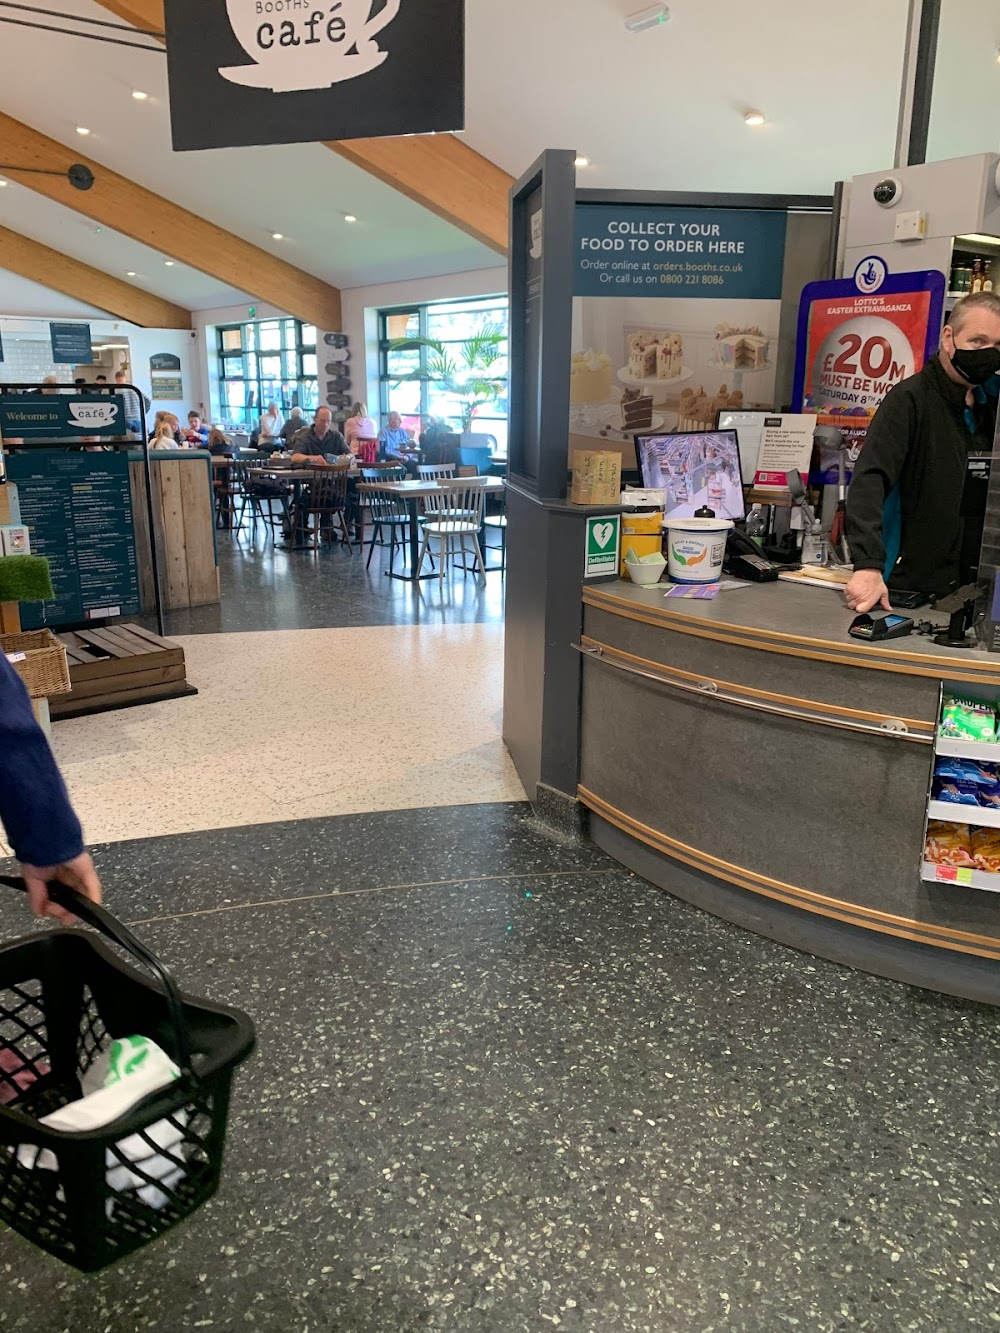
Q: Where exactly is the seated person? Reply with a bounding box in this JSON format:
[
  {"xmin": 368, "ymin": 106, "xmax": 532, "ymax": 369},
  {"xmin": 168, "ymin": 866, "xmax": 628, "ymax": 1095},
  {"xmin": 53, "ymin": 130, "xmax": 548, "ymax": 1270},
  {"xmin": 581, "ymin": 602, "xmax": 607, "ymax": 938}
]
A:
[
  {"xmin": 378, "ymin": 410, "xmax": 419, "ymax": 476},
  {"xmin": 279, "ymin": 406, "xmax": 306, "ymax": 447},
  {"xmin": 207, "ymin": 426, "xmax": 233, "ymax": 456},
  {"xmin": 148, "ymin": 411, "xmax": 183, "ymax": 446},
  {"xmin": 290, "ymin": 407, "xmax": 351, "ymax": 462},
  {"xmin": 259, "ymin": 401, "xmax": 285, "ymax": 446},
  {"xmin": 182, "ymin": 411, "xmax": 210, "ymax": 447}
]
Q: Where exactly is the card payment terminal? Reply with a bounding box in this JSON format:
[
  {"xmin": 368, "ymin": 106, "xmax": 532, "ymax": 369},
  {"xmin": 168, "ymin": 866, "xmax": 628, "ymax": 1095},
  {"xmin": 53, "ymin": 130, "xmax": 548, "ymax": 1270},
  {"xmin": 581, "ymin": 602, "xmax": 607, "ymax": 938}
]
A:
[{"xmin": 849, "ymin": 612, "xmax": 915, "ymax": 642}]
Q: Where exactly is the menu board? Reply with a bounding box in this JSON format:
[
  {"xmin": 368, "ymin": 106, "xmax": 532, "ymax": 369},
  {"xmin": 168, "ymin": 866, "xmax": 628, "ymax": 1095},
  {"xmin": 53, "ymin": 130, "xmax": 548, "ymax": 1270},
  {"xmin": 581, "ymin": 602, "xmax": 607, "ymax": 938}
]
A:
[{"xmin": 5, "ymin": 451, "xmax": 140, "ymax": 629}]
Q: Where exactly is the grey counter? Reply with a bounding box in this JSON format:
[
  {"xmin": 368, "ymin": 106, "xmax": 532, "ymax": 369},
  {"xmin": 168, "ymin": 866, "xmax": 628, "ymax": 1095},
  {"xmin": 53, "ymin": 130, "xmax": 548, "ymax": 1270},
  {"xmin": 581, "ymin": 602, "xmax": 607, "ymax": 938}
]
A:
[{"xmin": 578, "ymin": 579, "xmax": 1000, "ymax": 1004}]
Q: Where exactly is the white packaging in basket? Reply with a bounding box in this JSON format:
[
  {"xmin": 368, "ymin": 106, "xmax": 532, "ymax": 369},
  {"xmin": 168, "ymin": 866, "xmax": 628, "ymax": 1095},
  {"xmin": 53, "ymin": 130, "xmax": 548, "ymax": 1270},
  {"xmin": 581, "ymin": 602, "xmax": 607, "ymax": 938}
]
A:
[{"xmin": 15, "ymin": 1035, "xmax": 186, "ymax": 1210}]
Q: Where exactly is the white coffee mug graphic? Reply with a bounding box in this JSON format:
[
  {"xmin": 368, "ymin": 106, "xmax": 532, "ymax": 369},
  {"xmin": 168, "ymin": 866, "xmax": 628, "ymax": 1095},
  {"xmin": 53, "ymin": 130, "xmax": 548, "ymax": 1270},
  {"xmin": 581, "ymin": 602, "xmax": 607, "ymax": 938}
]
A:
[{"xmin": 223, "ymin": 0, "xmax": 402, "ymax": 92}]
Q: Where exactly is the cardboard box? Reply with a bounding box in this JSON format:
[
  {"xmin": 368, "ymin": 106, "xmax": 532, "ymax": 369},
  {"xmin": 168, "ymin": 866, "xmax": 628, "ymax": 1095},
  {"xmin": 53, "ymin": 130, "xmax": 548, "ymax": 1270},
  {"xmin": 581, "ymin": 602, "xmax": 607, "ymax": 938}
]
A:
[{"xmin": 570, "ymin": 450, "xmax": 621, "ymax": 506}]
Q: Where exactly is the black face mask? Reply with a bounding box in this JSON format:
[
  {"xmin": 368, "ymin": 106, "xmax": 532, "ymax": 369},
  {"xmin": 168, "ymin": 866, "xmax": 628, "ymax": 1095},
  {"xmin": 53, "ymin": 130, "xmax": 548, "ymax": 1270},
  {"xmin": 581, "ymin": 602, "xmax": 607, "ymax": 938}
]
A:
[{"xmin": 950, "ymin": 345, "xmax": 1000, "ymax": 385}]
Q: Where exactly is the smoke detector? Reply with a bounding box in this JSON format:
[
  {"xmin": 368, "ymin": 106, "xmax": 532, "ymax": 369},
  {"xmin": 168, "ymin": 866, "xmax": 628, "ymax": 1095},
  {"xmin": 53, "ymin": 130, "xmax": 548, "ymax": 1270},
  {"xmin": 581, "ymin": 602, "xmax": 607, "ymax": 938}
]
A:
[{"xmin": 625, "ymin": 4, "xmax": 670, "ymax": 33}]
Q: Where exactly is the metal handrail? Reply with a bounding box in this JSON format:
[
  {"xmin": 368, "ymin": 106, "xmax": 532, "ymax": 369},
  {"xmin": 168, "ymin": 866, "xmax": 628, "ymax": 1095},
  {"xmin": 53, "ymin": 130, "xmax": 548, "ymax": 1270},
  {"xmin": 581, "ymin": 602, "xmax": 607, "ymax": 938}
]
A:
[{"xmin": 573, "ymin": 643, "xmax": 931, "ymax": 745}]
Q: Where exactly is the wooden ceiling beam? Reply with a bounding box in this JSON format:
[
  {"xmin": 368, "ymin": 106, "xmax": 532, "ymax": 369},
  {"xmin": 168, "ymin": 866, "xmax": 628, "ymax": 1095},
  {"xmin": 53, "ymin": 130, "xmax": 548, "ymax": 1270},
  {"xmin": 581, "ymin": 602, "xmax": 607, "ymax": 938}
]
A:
[
  {"xmin": 0, "ymin": 112, "xmax": 342, "ymax": 329},
  {"xmin": 95, "ymin": 0, "xmax": 511, "ymax": 255},
  {"xmin": 0, "ymin": 225, "xmax": 192, "ymax": 328}
]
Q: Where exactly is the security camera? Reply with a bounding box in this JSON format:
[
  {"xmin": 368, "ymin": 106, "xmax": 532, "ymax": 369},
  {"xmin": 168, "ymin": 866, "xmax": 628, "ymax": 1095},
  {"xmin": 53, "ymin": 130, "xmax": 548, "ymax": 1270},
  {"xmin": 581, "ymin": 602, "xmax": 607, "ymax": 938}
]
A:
[{"xmin": 873, "ymin": 177, "xmax": 902, "ymax": 208}]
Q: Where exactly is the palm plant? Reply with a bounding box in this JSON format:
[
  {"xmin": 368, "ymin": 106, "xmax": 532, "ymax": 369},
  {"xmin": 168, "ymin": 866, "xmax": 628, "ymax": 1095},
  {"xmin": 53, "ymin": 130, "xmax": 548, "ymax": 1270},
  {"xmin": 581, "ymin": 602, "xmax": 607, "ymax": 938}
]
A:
[{"xmin": 389, "ymin": 323, "xmax": 507, "ymax": 432}]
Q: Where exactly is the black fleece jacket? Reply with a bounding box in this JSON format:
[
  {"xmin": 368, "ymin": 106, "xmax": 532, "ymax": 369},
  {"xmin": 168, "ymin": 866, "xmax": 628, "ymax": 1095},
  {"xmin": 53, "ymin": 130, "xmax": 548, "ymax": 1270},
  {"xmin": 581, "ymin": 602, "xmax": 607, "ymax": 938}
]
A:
[{"xmin": 845, "ymin": 356, "xmax": 997, "ymax": 596}]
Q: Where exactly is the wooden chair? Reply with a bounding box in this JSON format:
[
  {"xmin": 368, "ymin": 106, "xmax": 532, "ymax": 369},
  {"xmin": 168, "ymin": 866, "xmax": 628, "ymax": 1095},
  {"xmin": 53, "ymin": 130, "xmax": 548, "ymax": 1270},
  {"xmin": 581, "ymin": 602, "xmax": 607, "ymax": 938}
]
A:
[
  {"xmin": 298, "ymin": 469, "xmax": 352, "ymax": 553},
  {"xmin": 354, "ymin": 437, "xmax": 378, "ymax": 465},
  {"xmin": 361, "ymin": 467, "xmax": 408, "ymax": 573},
  {"xmin": 240, "ymin": 464, "xmax": 289, "ymax": 545},
  {"xmin": 417, "ymin": 481, "xmax": 487, "ymax": 585}
]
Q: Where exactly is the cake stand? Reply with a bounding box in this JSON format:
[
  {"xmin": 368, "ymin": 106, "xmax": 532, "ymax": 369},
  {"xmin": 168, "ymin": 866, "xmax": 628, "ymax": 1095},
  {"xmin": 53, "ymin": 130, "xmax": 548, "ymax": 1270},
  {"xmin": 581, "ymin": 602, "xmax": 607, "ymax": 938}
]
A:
[
  {"xmin": 616, "ymin": 365, "xmax": 693, "ymax": 404},
  {"xmin": 708, "ymin": 357, "xmax": 771, "ymax": 396}
]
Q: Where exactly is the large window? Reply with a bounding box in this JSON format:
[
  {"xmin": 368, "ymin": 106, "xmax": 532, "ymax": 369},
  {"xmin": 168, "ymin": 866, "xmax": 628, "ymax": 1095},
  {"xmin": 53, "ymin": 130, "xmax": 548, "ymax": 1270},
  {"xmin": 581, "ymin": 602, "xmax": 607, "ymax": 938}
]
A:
[
  {"xmin": 378, "ymin": 295, "xmax": 509, "ymax": 450},
  {"xmin": 216, "ymin": 319, "xmax": 317, "ymax": 429}
]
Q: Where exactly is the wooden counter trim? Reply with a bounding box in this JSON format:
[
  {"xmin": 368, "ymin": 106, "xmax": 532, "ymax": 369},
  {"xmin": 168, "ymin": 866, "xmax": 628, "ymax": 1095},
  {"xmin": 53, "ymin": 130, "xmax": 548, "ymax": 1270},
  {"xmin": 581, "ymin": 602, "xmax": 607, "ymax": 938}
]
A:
[
  {"xmin": 580, "ymin": 635, "xmax": 936, "ymax": 735},
  {"xmin": 578, "ymin": 787, "xmax": 1000, "ymax": 962},
  {"xmin": 583, "ymin": 590, "xmax": 1000, "ymax": 686}
]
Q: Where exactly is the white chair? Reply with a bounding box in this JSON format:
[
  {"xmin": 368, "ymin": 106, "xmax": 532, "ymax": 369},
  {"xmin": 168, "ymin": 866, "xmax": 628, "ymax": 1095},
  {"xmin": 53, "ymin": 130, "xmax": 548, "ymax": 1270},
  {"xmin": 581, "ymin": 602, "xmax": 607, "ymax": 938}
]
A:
[
  {"xmin": 417, "ymin": 482, "xmax": 487, "ymax": 585},
  {"xmin": 417, "ymin": 464, "xmax": 455, "ymax": 481}
]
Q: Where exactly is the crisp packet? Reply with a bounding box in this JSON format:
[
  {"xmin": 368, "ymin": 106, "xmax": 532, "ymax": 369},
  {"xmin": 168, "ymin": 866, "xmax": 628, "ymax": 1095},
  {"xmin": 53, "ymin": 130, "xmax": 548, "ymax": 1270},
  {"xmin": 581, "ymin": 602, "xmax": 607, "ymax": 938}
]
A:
[
  {"xmin": 940, "ymin": 696, "xmax": 997, "ymax": 743},
  {"xmin": 926, "ymin": 820, "xmax": 976, "ymax": 867},
  {"xmin": 978, "ymin": 787, "xmax": 1000, "ymax": 810},
  {"xmin": 934, "ymin": 779, "xmax": 981, "ymax": 806},
  {"xmin": 973, "ymin": 828, "xmax": 1000, "ymax": 873}
]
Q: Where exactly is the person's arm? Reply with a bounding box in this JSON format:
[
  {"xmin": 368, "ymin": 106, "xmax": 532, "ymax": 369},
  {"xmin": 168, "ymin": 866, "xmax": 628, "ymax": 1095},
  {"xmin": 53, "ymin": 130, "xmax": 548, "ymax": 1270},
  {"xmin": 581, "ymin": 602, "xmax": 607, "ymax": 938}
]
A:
[
  {"xmin": 0, "ymin": 655, "xmax": 101, "ymax": 923},
  {"xmin": 844, "ymin": 387, "xmax": 916, "ymax": 611}
]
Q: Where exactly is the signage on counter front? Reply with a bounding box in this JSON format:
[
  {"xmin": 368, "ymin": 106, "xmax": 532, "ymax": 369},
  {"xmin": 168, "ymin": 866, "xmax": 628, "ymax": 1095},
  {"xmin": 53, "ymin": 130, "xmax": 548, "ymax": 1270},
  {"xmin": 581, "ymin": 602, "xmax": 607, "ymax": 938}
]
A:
[
  {"xmin": 792, "ymin": 265, "xmax": 945, "ymax": 479},
  {"xmin": 584, "ymin": 514, "xmax": 622, "ymax": 580},
  {"xmin": 49, "ymin": 322, "xmax": 93, "ymax": 365},
  {"xmin": 574, "ymin": 204, "xmax": 788, "ymax": 300},
  {"xmin": 164, "ymin": 0, "xmax": 466, "ymax": 152},
  {"xmin": 0, "ymin": 394, "xmax": 128, "ymax": 441}
]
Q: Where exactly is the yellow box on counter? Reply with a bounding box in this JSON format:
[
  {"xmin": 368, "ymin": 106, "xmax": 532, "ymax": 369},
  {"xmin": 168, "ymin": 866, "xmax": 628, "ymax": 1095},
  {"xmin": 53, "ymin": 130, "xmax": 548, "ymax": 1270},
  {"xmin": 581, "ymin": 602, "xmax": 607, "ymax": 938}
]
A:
[
  {"xmin": 570, "ymin": 451, "xmax": 621, "ymax": 506},
  {"xmin": 621, "ymin": 510, "xmax": 664, "ymax": 577}
]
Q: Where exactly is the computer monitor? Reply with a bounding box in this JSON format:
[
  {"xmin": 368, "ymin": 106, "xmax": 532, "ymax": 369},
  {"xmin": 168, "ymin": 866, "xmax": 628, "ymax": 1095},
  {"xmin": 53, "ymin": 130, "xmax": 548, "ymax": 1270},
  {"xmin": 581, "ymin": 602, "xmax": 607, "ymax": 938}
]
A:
[{"xmin": 635, "ymin": 431, "xmax": 746, "ymax": 522}]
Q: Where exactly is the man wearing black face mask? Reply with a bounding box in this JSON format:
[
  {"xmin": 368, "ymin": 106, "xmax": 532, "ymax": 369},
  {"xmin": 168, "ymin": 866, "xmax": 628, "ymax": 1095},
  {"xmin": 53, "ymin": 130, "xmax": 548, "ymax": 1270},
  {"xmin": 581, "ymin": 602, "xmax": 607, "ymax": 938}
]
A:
[{"xmin": 845, "ymin": 292, "xmax": 1000, "ymax": 613}]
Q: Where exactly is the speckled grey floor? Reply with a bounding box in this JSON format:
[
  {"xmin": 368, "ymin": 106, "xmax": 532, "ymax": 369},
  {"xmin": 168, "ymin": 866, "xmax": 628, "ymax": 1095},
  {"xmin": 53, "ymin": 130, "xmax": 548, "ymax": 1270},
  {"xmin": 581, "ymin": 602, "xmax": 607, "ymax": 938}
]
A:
[
  {"xmin": 1, "ymin": 803, "xmax": 999, "ymax": 1331},
  {"xmin": 141, "ymin": 526, "xmax": 506, "ymax": 636}
]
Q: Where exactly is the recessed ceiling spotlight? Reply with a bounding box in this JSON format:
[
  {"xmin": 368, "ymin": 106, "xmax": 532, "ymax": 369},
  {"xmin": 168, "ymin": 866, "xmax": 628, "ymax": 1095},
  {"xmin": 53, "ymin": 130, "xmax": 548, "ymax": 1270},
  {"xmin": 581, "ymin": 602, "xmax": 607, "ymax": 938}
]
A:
[
  {"xmin": 625, "ymin": 3, "xmax": 670, "ymax": 33},
  {"xmin": 131, "ymin": 89, "xmax": 149, "ymax": 101},
  {"xmin": 743, "ymin": 110, "xmax": 766, "ymax": 127},
  {"xmin": 0, "ymin": 179, "xmax": 8, "ymax": 188},
  {"xmin": 272, "ymin": 232, "xmax": 284, "ymax": 240},
  {"xmin": 75, "ymin": 126, "xmax": 91, "ymax": 136},
  {"xmin": 575, "ymin": 156, "xmax": 590, "ymax": 168},
  {"xmin": 344, "ymin": 214, "xmax": 357, "ymax": 223},
  {"xmin": 164, "ymin": 260, "xmax": 175, "ymax": 266},
  {"xmin": 126, "ymin": 271, "xmax": 136, "ymax": 276}
]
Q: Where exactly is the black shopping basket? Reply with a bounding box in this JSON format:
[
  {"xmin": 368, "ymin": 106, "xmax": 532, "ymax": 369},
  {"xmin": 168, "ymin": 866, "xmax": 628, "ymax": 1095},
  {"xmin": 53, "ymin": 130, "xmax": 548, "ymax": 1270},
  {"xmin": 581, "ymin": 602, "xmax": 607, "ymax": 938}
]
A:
[{"xmin": 0, "ymin": 876, "xmax": 256, "ymax": 1272}]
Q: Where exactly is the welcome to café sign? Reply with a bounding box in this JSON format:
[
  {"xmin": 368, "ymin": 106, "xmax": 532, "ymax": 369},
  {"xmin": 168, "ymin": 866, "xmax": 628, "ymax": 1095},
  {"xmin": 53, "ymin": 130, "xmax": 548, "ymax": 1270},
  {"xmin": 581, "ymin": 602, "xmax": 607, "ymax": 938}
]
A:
[{"xmin": 164, "ymin": 0, "xmax": 465, "ymax": 151}]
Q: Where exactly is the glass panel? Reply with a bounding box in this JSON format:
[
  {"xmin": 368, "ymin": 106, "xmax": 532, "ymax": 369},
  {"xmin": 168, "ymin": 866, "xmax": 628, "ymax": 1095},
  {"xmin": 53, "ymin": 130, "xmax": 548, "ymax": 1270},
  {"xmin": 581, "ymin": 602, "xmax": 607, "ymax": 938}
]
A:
[
  {"xmin": 259, "ymin": 321, "xmax": 282, "ymax": 351},
  {"xmin": 387, "ymin": 381, "xmax": 422, "ymax": 417},
  {"xmin": 245, "ymin": 353, "xmax": 258, "ymax": 378},
  {"xmin": 301, "ymin": 353, "xmax": 317, "ymax": 377},
  {"xmin": 297, "ymin": 380, "xmax": 319, "ymax": 413},
  {"xmin": 281, "ymin": 319, "xmax": 297, "ymax": 348},
  {"xmin": 260, "ymin": 355, "xmax": 282, "ymax": 378},
  {"xmin": 245, "ymin": 323, "xmax": 257, "ymax": 352},
  {"xmin": 386, "ymin": 346, "xmax": 420, "ymax": 378},
  {"xmin": 426, "ymin": 301, "xmax": 507, "ymax": 342},
  {"xmin": 300, "ymin": 324, "xmax": 317, "ymax": 348},
  {"xmin": 927, "ymin": 2, "xmax": 1000, "ymax": 163},
  {"xmin": 220, "ymin": 327, "xmax": 242, "ymax": 352},
  {"xmin": 386, "ymin": 311, "xmax": 420, "ymax": 340}
]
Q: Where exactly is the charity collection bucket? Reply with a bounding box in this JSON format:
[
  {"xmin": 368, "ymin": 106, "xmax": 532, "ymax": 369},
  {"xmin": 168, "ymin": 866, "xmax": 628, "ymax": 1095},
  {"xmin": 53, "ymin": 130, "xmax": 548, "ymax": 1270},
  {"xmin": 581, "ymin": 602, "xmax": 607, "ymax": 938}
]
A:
[
  {"xmin": 664, "ymin": 517, "xmax": 733, "ymax": 584},
  {"xmin": 620, "ymin": 510, "xmax": 664, "ymax": 578}
]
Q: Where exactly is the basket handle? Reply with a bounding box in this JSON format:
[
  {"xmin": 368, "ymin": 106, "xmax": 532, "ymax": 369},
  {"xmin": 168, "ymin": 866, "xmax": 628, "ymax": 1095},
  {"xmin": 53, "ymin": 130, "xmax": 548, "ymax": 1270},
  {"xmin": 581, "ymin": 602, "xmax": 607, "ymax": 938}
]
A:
[{"xmin": 0, "ymin": 875, "xmax": 193, "ymax": 1077}]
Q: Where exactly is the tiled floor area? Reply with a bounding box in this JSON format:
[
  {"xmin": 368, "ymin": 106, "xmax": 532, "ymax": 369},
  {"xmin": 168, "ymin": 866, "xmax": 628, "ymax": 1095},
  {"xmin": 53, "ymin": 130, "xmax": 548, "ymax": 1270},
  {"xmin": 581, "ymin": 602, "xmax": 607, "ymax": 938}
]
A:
[
  {"xmin": 3, "ymin": 806, "xmax": 1000, "ymax": 1332},
  {"xmin": 4, "ymin": 532, "xmax": 1000, "ymax": 1329}
]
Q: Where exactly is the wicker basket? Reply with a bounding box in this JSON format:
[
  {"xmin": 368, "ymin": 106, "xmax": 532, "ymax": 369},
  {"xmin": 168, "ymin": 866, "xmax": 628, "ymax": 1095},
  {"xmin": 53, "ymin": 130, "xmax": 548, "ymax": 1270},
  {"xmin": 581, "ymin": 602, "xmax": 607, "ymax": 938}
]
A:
[{"xmin": 1, "ymin": 629, "xmax": 71, "ymax": 699}]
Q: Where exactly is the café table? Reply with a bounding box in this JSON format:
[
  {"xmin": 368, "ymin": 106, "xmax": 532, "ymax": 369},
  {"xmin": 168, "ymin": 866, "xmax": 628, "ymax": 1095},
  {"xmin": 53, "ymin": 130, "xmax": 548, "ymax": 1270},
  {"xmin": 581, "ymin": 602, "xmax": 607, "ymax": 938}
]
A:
[{"xmin": 357, "ymin": 476, "xmax": 505, "ymax": 582}]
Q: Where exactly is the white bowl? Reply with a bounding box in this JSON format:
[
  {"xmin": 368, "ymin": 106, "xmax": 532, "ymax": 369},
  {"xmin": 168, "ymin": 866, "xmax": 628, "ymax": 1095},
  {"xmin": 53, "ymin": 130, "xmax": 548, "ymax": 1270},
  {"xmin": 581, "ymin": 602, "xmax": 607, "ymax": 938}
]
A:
[{"xmin": 627, "ymin": 559, "xmax": 667, "ymax": 587}]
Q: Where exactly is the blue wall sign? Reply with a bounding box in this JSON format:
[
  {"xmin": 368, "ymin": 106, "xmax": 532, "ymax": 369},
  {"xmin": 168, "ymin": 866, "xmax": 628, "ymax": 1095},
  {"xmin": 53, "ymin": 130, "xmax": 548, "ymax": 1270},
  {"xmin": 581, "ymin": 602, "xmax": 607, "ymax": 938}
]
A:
[
  {"xmin": 49, "ymin": 322, "xmax": 93, "ymax": 365},
  {"xmin": 574, "ymin": 204, "xmax": 788, "ymax": 300}
]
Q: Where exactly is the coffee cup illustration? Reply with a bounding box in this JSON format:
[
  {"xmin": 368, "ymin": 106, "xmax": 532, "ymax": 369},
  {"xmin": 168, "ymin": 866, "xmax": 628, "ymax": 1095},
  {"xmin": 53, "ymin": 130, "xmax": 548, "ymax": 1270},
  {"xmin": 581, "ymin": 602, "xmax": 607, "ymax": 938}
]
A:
[{"xmin": 221, "ymin": 0, "xmax": 402, "ymax": 92}]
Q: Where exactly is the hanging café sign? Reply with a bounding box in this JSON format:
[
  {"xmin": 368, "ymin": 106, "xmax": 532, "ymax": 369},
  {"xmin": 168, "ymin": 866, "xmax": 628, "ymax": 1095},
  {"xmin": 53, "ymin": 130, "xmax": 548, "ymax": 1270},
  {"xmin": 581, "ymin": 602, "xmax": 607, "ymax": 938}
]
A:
[{"xmin": 164, "ymin": 0, "xmax": 466, "ymax": 151}]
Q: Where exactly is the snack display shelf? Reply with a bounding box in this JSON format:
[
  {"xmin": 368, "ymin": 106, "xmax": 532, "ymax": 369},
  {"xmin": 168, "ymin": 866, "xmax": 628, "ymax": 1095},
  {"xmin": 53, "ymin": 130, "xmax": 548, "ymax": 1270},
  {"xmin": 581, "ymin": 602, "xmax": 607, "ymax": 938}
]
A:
[
  {"xmin": 927, "ymin": 800, "xmax": 1000, "ymax": 829},
  {"xmin": 921, "ymin": 861, "xmax": 1000, "ymax": 893},
  {"xmin": 935, "ymin": 735, "xmax": 1000, "ymax": 762}
]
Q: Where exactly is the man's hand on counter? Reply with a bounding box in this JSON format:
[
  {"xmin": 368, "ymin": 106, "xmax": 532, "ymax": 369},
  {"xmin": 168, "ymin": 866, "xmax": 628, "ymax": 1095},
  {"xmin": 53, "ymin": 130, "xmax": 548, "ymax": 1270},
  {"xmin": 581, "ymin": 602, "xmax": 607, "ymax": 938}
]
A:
[{"xmin": 845, "ymin": 569, "xmax": 892, "ymax": 614}]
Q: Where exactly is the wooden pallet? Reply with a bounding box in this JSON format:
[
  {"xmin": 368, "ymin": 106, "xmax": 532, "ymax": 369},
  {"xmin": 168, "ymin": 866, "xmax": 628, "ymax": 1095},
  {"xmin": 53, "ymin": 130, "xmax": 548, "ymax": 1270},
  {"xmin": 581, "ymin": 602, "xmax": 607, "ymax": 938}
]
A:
[{"xmin": 50, "ymin": 623, "xmax": 195, "ymax": 719}]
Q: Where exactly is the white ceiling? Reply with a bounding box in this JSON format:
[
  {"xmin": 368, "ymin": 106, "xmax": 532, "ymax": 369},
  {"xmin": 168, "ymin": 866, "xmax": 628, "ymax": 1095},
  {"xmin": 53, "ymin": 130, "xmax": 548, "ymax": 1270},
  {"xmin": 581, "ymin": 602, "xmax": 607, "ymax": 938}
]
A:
[
  {"xmin": 1, "ymin": 0, "xmax": 999, "ymax": 323},
  {"xmin": 0, "ymin": 271, "xmax": 109, "ymax": 319},
  {"xmin": 464, "ymin": 0, "xmax": 912, "ymax": 194}
]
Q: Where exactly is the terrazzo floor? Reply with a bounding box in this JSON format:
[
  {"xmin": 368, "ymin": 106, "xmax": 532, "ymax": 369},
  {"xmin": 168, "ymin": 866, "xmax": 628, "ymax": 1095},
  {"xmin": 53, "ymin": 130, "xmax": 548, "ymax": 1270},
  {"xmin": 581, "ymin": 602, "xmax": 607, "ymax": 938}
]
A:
[
  {"xmin": 48, "ymin": 622, "xmax": 523, "ymax": 845},
  {"xmin": 2, "ymin": 805, "xmax": 1000, "ymax": 1332}
]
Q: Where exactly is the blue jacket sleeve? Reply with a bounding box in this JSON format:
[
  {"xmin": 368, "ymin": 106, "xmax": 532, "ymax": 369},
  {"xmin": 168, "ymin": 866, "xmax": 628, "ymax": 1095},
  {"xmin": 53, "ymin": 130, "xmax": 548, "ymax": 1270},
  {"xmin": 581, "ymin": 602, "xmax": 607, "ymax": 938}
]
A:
[{"xmin": 0, "ymin": 653, "xmax": 84, "ymax": 867}]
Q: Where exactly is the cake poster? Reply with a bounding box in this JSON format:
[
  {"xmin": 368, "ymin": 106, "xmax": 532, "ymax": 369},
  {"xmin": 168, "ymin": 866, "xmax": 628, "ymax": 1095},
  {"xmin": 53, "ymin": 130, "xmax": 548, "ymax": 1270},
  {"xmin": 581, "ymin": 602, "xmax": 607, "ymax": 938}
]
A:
[
  {"xmin": 792, "ymin": 268, "xmax": 945, "ymax": 479},
  {"xmin": 569, "ymin": 203, "xmax": 788, "ymax": 461}
]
